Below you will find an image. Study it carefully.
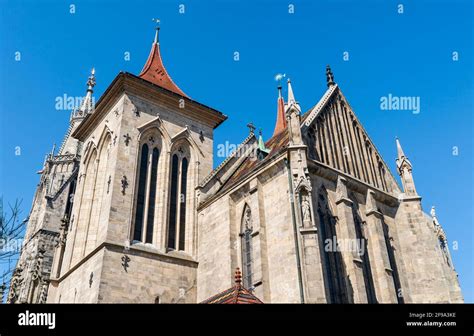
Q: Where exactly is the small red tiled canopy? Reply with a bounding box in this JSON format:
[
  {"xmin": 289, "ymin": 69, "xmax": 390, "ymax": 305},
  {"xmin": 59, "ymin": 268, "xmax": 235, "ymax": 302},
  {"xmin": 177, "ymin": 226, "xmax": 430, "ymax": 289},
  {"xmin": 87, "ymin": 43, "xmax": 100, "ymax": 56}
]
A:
[
  {"xmin": 200, "ymin": 268, "xmax": 263, "ymax": 304},
  {"xmin": 139, "ymin": 31, "xmax": 188, "ymax": 98}
]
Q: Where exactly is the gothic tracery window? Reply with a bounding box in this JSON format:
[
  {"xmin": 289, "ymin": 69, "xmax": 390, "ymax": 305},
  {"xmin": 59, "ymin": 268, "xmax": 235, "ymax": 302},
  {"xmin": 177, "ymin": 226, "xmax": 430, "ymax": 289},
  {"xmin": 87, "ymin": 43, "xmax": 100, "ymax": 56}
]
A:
[
  {"xmin": 133, "ymin": 144, "xmax": 149, "ymax": 242},
  {"xmin": 317, "ymin": 189, "xmax": 348, "ymax": 303},
  {"xmin": 167, "ymin": 146, "xmax": 190, "ymax": 251},
  {"xmin": 132, "ymin": 134, "xmax": 161, "ymax": 244},
  {"xmin": 86, "ymin": 134, "xmax": 111, "ymax": 254},
  {"xmin": 351, "ymin": 202, "xmax": 377, "ymax": 303},
  {"xmin": 381, "ymin": 214, "xmax": 404, "ymax": 304}
]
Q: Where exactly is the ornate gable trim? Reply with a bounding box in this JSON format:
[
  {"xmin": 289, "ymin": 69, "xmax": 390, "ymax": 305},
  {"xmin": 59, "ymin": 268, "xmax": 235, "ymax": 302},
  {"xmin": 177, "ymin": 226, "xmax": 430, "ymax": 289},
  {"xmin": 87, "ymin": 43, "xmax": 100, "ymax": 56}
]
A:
[
  {"xmin": 302, "ymin": 84, "xmax": 338, "ymax": 129},
  {"xmin": 171, "ymin": 126, "xmax": 204, "ymax": 157},
  {"xmin": 137, "ymin": 115, "xmax": 172, "ymax": 146}
]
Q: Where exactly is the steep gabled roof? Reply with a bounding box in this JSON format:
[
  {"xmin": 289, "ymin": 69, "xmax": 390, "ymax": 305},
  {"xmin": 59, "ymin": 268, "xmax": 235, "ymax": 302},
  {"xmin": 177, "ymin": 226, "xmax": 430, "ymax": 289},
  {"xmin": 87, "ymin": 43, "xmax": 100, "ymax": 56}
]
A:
[
  {"xmin": 199, "ymin": 69, "xmax": 403, "ymax": 207},
  {"xmin": 198, "ymin": 128, "xmax": 289, "ymax": 208},
  {"xmin": 199, "ymin": 132, "xmax": 257, "ymax": 189},
  {"xmin": 139, "ymin": 29, "xmax": 188, "ymax": 97},
  {"xmin": 200, "ymin": 268, "xmax": 263, "ymax": 304},
  {"xmin": 218, "ymin": 128, "xmax": 289, "ymax": 193},
  {"xmin": 301, "ymin": 84, "xmax": 401, "ymax": 194}
]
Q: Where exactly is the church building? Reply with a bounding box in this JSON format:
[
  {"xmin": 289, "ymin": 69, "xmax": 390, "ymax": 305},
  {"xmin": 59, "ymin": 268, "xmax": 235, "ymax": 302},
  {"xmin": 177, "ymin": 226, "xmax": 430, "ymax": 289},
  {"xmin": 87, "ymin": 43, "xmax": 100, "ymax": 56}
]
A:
[{"xmin": 8, "ymin": 27, "xmax": 463, "ymax": 304}]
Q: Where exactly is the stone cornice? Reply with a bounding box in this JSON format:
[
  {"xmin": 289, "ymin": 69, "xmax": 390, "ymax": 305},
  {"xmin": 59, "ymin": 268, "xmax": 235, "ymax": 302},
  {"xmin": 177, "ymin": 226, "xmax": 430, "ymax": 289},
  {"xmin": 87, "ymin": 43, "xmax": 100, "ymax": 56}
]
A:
[
  {"xmin": 52, "ymin": 240, "xmax": 198, "ymax": 283},
  {"xmin": 307, "ymin": 158, "xmax": 399, "ymax": 207},
  {"xmin": 72, "ymin": 72, "xmax": 227, "ymax": 141}
]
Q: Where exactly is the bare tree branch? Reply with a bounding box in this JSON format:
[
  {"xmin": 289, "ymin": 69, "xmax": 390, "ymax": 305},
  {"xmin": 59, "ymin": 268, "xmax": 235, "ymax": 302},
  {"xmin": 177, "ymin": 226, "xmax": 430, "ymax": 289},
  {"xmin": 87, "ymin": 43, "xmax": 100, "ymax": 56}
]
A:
[{"xmin": 0, "ymin": 197, "xmax": 26, "ymax": 296}]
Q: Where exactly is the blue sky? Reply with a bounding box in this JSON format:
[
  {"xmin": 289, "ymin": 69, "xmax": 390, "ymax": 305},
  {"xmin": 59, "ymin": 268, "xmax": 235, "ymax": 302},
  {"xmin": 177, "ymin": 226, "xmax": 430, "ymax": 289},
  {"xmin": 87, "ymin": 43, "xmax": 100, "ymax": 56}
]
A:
[{"xmin": 0, "ymin": 0, "xmax": 472, "ymax": 302}]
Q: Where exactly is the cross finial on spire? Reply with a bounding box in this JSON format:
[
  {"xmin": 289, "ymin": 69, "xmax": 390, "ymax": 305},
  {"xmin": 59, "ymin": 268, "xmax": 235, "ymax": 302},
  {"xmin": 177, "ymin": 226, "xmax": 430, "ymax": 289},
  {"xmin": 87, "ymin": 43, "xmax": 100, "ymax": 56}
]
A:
[
  {"xmin": 235, "ymin": 268, "xmax": 242, "ymax": 286},
  {"xmin": 152, "ymin": 18, "xmax": 160, "ymax": 44},
  {"xmin": 247, "ymin": 122, "xmax": 256, "ymax": 134},
  {"xmin": 86, "ymin": 68, "xmax": 96, "ymax": 92},
  {"xmin": 326, "ymin": 64, "xmax": 335, "ymax": 87}
]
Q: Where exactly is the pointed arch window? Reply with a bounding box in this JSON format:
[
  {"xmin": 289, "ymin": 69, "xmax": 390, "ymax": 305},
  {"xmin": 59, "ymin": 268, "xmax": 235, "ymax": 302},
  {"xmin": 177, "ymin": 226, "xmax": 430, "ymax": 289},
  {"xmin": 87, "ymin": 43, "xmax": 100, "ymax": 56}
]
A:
[
  {"xmin": 351, "ymin": 202, "xmax": 377, "ymax": 303},
  {"xmin": 167, "ymin": 148, "xmax": 190, "ymax": 251},
  {"xmin": 146, "ymin": 148, "xmax": 159, "ymax": 243},
  {"xmin": 178, "ymin": 157, "xmax": 188, "ymax": 251},
  {"xmin": 317, "ymin": 189, "xmax": 348, "ymax": 303},
  {"xmin": 381, "ymin": 213, "xmax": 404, "ymax": 303},
  {"xmin": 133, "ymin": 144, "xmax": 149, "ymax": 242},
  {"xmin": 240, "ymin": 205, "xmax": 253, "ymax": 289},
  {"xmin": 132, "ymin": 136, "xmax": 161, "ymax": 244}
]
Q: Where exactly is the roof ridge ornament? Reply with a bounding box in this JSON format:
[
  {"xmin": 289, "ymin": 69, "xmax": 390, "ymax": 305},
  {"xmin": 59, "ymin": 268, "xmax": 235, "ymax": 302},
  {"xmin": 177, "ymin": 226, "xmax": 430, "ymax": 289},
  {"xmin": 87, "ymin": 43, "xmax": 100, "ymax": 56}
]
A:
[
  {"xmin": 326, "ymin": 64, "xmax": 335, "ymax": 87},
  {"xmin": 247, "ymin": 122, "xmax": 256, "ymax": 134},
  {"xmin": 234, "ymin": 268, "xmax": 242, "ymax": 286},
  {"xmin": 86, "ymin": 68, "xmax": 96, "ymax": 92}
]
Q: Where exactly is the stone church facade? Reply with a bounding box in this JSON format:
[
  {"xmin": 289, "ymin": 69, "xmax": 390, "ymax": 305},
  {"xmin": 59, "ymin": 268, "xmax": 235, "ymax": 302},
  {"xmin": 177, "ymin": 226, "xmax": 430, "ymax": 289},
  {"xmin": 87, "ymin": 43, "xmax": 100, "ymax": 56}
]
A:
[{"xmin": 8, "ymin": 28, "xmax": 463, "ymax": 304}]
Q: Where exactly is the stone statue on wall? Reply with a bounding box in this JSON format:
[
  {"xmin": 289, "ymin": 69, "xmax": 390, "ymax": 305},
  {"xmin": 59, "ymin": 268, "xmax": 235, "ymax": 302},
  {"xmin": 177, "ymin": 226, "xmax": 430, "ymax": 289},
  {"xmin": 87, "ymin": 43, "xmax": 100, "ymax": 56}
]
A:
[
  {"xmin": 301, "ymin": 195, "xmax": 312, "ymax": 227},
  {"xmin": 243, "ymin": 206, "xmax": 252, "ymax": 230}
]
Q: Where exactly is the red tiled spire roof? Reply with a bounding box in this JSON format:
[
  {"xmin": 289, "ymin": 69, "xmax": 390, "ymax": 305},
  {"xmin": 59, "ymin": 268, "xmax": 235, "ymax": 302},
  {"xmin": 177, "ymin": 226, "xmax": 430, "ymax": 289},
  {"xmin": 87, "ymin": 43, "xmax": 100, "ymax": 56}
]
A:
[
  {"xmin": 273, "ymin": 85, "xmax": 287, "ymax": 136},
  {"xmin": 139, "ymin": 27, "xmax": 188, "ymax": 97},
  {"xmin": 200, "ymin": 268, "xmax": 263, "ymax": 304}
]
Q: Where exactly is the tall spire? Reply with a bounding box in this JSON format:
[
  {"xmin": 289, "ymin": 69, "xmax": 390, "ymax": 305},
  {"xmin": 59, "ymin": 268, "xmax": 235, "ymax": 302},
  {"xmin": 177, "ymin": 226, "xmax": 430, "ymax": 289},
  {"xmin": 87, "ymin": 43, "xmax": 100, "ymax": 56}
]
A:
[
  {"xmin": 287, "ymin": 79, "xmax": 295, "ymax": 105},
  {"xmin": 272, "ymin": 85, "xmax": 287, "ymax": 136},
  {"xmin": 82, "ymin": 68, "xmax": 96, "ymax": 114},
  {"xmin": 396, "ymin": 137, "xmax": 406, "ymax": 161},
  {"xmin": 395, "ymin": 137, "xmax": 411, "ymax": 170},
  {"xmin": 326, "ymin": 65, "xmax": 335, "ymax": 87},
  {"xmin": 139, "ymin": 23, "xmax": 188, "ymax": 97},
  {"xmin": 286, "ymin": 79, "xmax": 300, "ymax": 112},
  {"xmin": 395, "ymin": 137, "xmax": 417, "ymax": 196},
  {"xmin": 71, "ymin": 68, "xmax": 96, "ymax": 120},
  {"xmin": 286, "ymin": 79, "xmax": 303, "ymax": 146}
]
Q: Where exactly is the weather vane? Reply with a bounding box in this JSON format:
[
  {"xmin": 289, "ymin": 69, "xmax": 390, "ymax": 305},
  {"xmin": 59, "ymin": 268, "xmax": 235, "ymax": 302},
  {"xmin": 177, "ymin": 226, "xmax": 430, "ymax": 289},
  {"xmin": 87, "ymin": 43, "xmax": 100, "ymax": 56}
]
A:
[
  {"xmin": 152, "ymin": 18, "xmax": 161, "ymax": 43},
  {"xmin": 274, "ymin": 73, "xmax": 286, "ymax": 85}
]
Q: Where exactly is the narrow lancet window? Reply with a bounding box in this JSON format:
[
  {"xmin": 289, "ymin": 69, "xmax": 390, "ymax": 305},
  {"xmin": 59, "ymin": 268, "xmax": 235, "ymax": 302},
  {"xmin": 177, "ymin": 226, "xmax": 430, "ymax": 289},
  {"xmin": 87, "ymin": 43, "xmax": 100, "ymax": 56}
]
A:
[
  {"xmin": 178, "ymin": 157, "xmax": 188, "ymax": 251},
  {"xmin": 145, "ymin": 148, "xmax": 159, "ymax": 243},
  {"xmin": 133, "ymin": 144, "xmax": 149, "ymax": 242},
  {"xmin": 167, "ymin": 154, "xmax": 179, "ymax": 250},
  {"xmin": 167, "ymin": 150, "xmax": 189, "ymax": 252},
  {"xmin": 241, "ymin": 206, "xmax": 253, "ymax": 289},
  {"xmin": 317, "ymin": 190, "xmax": 348, "ymax": 303}
]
